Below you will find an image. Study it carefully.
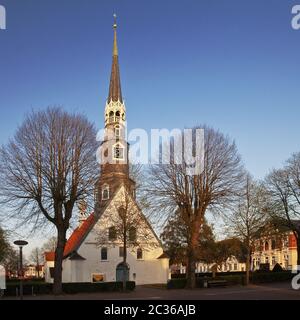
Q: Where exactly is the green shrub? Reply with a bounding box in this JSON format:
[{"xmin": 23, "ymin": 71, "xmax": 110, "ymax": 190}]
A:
[
  {"xmin": 168, "ymin": 271, "xmax": 295, "ymax": 289},
  {"xmin": 5, "ymin": 283, "xmax": 52, "ymax": 296},
  {"xmin": 62, "ymin": 281, "xmax": 135, "ymax": 294}
]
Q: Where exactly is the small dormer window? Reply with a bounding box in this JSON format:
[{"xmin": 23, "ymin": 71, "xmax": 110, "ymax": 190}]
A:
[
  {"xmin": 102, "ymin": 185, "xmax": 109, "ymax": 200},
  {"xmin": 113, "ymin": 143, "xmax": 124, "ymax": 160}
]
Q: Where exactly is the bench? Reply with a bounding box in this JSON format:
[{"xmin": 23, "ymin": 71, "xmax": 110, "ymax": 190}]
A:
[{"xmin": 207, "ymin": 280, "xmax": 228, "ymax": 288}]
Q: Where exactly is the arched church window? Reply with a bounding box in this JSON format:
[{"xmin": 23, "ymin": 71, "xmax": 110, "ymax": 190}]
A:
[
  {"xmin": 102, "ymin": 185, "xmax": 109, "ymax": 200},
  {"xmin": 137, "ymin": 248, "xmax": 143, "ymax": 260},
  {"xmin": 101, "ymin": 247, "xmax": 108, "ymax": 261},
  {"xmin": 115, "ymin": 111, "xmax": 120, "ymax": 122},
  {"xmin": 122, "ymin": 113, "xmax": 125, "ymax": 121},
  {"xmin": 113, "ymin": 143, "xmax": 124, "ymax": 160},
  {"xmin": 109, "ymin": 111, "xmax": 114, "ymax": 123},
  {"xmin": 114, "ymin": 125, "xmax": 120, "ymax": 139}
]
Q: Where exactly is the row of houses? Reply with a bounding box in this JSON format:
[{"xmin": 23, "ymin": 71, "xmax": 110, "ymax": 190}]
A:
[{"xmin": 174, "ymin": 227, "xmax": 299, "ymax": 275}]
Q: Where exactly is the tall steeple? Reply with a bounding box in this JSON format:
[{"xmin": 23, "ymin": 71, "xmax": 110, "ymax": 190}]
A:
[
  {"xmin": 108, "ymin": 14, "xmax": 123, "ymax": 103},
  {"xmin": 96, "ymin": 15, "xmax": 135, "ymax": 210}
]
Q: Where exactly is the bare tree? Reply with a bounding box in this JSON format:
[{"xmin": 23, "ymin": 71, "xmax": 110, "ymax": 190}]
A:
[
  {"xmin": 0, "ymin": 107, "xmax": 98, "ymax": 294},
  {"xmin": 0, "ymin": 226, "xmax": 10, "ymax": 264},
  {"xmin": 146, "ymin": 126, "xmax": 244, "ymax": 288},
  {"xmin": 29, "ymin": 247, "xmax": 44, "ymax": 278},
  {"xmin": 224, "ymin": 175, "xmax": 266, "ymax": 285},
  {"xmin": 41, "ymin": 237, "xmax": 57, "ymax": 253},
  {"xmin": 96, "ymin": 187, "xmax": 157, "ymax": 290},
  {"xmin": 265, "ymin": 152, "xmax": 300, "ymax": 266}
]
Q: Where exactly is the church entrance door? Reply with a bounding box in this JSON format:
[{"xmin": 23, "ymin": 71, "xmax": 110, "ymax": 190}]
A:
[{"xmin": 116, "ymin": 262, "xmax": 129, "ymax": 282}]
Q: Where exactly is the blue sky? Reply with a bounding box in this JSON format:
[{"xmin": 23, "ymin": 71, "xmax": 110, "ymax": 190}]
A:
[{"xmin": 1, "ymin": 0, "xmax": 300, "ymax": 255}]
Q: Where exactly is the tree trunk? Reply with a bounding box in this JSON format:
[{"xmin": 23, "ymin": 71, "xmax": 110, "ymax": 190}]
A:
[
  {"xmin": 297, "ymin": 237, "xmax": 300, "ymax": 267},
  {"xmin": 245, "ymin": 250, "xmax": 251, "ymax": 286},
  {"xmin": 186, "ymin": 230, "xmax": 198, "ymax": 289},
  {"xmin": 185, "ymin": 218, "xmax": 202, "ymax": 289},
  {"xmin": 53, "ymin": 227, "xmax": 66, "ymax": 295},
  {"xmin": 123, "ymin": 236, "xmax": 127, "ymax": 292},
  {"xmin": 36, "ymin": 252, "xmax": 40, "ymax": 278},
  {"xmin": 186, "ymin": 248, "xmax": 196, "ymax": 289}
]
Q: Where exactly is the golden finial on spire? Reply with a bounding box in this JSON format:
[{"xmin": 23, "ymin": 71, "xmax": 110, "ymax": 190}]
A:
[{"xmin": 112, "ymin": 13, "xmax": 118, "ymax": 56}]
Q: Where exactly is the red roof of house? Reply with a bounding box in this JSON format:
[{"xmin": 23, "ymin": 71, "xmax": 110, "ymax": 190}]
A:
[
  {"xmin": 45, "ymin": 252, "xmax": 55, "ymax": 261},
  {"xmin": 44, "ymin": 213, "xmax": 96, "ymax": 261}
]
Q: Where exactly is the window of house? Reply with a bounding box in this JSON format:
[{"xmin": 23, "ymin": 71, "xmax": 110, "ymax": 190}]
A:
[
  {"xmin": 129, "ymin": 227, "xmax": 137, "ymax": 242},
  {"xmin": 271, "ymin": 239, "xmax": 276, "ymax": 250},
  {"xmin": 102, "ymin": 185, "xmax": 109, "ymax": 200},
  {"xmin": 265, "ymin": 241, "xmax": 269, "ymax": 251},
  {"xmin": 272, "ymin": 256, "xmax": 276, "ymax": 266},
  {"xmin": 137, "ymin": 248, "xmax": 143, "ymax": 260},
  {"xmin": 113, "ymin": 144, "xmax": 124, "ymax": 159},
  {"xmin": 101, "ymin": 247, "xmax": 108, "ymax": 261},
  {"xmin": 49, "ymin": 267, "xmax": 54, "ymax": 279},
  {"xmin": 119, "ymin": 247, "xmax": 124, "ymax": 257},
  {"xmin": 108, "ymin": 226, "xmax": 117, "ymax": 241},
  {"xmin": 234, "ymin": 264, "xmax": 238, "ymax": 271}
]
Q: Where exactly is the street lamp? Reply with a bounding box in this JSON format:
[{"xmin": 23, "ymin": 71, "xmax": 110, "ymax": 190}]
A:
[{"xmin": 14, "ymin": 240, "xmax": 28, "ymax": 300}]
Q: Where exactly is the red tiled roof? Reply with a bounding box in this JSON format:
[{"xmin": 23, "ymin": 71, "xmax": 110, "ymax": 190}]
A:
[
  {"xmin": 44, "ymin": 213, "xmax": 96, "ymax": 261},
  {"xmin": 64, "ymin": 213, "xmax": 96, "ymax": 257},
  {"xmin": 45, "ymin": 252, "xmax": 55, "ymax": 261}
]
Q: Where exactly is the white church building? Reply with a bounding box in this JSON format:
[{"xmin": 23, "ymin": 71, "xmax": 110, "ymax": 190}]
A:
[{"xmin": 44, "ymin": 18, "xmax": 169, "ymax": 285}]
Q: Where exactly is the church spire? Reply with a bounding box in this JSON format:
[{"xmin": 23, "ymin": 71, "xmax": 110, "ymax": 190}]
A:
[{"xmin": 108, "ymin": 14, "xmax": 123, "ymax": 103}]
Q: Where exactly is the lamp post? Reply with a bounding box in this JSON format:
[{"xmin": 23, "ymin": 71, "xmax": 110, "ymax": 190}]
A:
[{"xmin": 14, "ymin": 240, "xmax": 28, "ymax": 300}]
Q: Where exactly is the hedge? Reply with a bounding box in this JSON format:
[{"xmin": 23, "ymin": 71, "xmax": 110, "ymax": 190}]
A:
[
  {"xmin": 168, "ymin": 271, "xmax": 294, "ymax": 289},
  {"xmin": 171, "ymin": 271, "xmax": 247, "ymax": 279},
  {"xmin": 216, "ymin": 275, "xmax": 245, "ymax": 286},
  {"xmin": 250, "ymin": 272, "xmax": 294, "ymax": 284},
  {"xmin": 4, "ymin": 281, "xmax": 135, "ymax": 296}
]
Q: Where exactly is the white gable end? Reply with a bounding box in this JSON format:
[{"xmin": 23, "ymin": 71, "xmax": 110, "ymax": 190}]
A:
[{"xmin": 69, "ymin": 185, "xmax": 169, "ymax": 285}]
